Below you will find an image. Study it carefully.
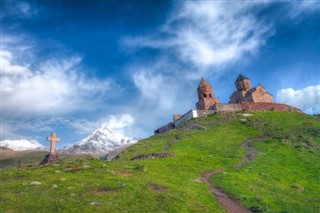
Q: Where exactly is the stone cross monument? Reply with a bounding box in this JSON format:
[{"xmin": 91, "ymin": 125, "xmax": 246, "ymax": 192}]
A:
[
  {"xmin": 39, "ymin": 132, "xmax": 61, "ymax": 165},
  {"xmin": 47, "ymin": 132, "xmax": 60, "ymax": 154}
]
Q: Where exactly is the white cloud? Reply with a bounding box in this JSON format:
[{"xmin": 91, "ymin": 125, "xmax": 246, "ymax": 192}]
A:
[
  {"xmin": 69, "ymin": 114, "xmax": 135, "ymax": 136},
  {"xmin": 0, "ymin": 34, "xmax": 125, "ymax": 141},
  {"xmin": 1, "ymin": 49, "xmax": 113, "ymax": 116},
  {"xmin": 1, "ymin": 50, "xmax": 31, "ymax": 76},
  {"xmin": 2, "ymin": 1, "xmax": 38, "ymax": 19},
  {"xmin": 101, "ymin": 114, "xmax": 134, "ymax": 132},
  {"xmin": 289, "ymin": 1, "xmax": 320, "ymax": 18},
  {"xmin": 133, "ymin": 69, "xmax": 177, "ymax": 111},
  {"xmin": 276, "ymin": 85, "xmax": 320, "ymax": 114},
  {"xmin": 124, "ymin": 2, "xmax": 271, "ymax": 71},
  {"xmin": 0, "ymin": 122, "xmax": 25, "ymax": 141}
]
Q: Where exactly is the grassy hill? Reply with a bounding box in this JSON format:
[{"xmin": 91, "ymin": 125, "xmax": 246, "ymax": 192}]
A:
[
  {"xmin": 0, "ymin": 150, "xmax": 94, "ymax": 168},
  {"xmin": 0, "ymin": 150, "xmax": 48, "ymax": 168},
  {"xmin": 0, "ymin": 112, "xmax": 319, "ymax": 212}
]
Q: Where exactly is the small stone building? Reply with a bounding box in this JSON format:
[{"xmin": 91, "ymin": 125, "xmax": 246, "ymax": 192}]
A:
[
  {"xmin": 196, "ymin": 78, "xmax": 220, "ymax": 110},
  {"xmin": 229, "ymin": 74, "xmax": 274, "ymax": 104}
]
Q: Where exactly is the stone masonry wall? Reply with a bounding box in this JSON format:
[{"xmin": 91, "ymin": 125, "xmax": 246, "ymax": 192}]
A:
[
  {"xmin": 241, "ymin": 102, "xmax": 302, "ymax": 113},
  {"xmin": 154, "ymin": 122, "xmax": 175, "ymax": 134},
  {"xmin": 210, "ymin": 103, "xmax": 242, "ymax": 112}
]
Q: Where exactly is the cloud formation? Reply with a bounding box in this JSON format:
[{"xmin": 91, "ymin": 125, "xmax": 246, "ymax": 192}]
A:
[
  {"xmin": 2, "ymin": 0, "xmax": 38, "ymax": 19},
  {"xmin": 1, "ymin": 49, "xmax": 112, "ymax": 116},
  {"xmin": 69, "ymin": 114, "xmax": 135, "ymax": 135},
  {"xmin": 124, "ymin": 2, "xmax": 271, "ymax": 73},
  {"xmin": 276, "ymin": 85, "xmax": 320, "ymax": 114},
  {"xmin": 1, "ymin": 35, "xmax": 125, "ymax": 141},
  {"xmin": 288, "ymin": 1, "xmax": 320, "ymax": 18}
]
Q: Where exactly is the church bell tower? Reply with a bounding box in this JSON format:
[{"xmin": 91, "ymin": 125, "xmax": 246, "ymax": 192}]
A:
[
  {"xmin": 235, "ymin": 74, "xmax": 251, "ymax": 91},
  {"xmin": 196, "ymin": 78, "xmax": 220, "ymax": 110}
]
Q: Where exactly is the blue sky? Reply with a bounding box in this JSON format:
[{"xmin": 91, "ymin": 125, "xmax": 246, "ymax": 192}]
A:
[{"xmin": 1, "ymin": 0, "xmax": 320, "ymax": 148}]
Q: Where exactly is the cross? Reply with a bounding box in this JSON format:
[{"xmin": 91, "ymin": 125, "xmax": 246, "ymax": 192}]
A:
[{"xmin": 47, "ymin": 132, "xmax": 60, "ymax": 154}]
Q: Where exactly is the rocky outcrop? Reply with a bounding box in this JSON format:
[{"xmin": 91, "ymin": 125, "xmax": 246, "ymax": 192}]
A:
[
  {"xmin": 131, "ymin": 153, "xmax": 175, "ymax": 161},
  {"xmin": 39, "ymin": 153, "xmax": 60, "ymax": 165}
]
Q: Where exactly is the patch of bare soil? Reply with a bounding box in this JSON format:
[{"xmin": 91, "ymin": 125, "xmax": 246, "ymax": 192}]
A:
[
  {"xmin": 118, "ymin": 171, "xmax": 132, "ymax": 176},
  {"xmin": 235, "ymin": 137, "xmax": 267, "ymax": 168},
  {"xmin": 149, "ymin": 184, "xmax": 167, "ymax": 192},
  {"xmin": 94, "ymin": 187, "xmax": 119, "ymax": 194},
  {"xmin": 63, "ymin": 167, "xmax": 82, "ymax": 171}
]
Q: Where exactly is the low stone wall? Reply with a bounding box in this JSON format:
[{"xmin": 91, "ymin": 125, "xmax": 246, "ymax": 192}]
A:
[
  {"xmin": 210, "ymin": 103, "xmax": 242, "ymax": 112},
  {"xmin": 240, "ymin": 102, "xmax": 302, "ymax": 113},
  {"xmin": 154, "ymin": 122, "xmax": 175, "ymax": 134}
]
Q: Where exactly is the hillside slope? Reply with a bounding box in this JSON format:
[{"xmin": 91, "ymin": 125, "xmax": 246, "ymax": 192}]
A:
[
  {"xmin": 0, "ymin": 149, "xmax": 48, "ymax": 168},
  {"xmin": 0, "ymin": 112, "xmax": 319, "ymax": 212}
]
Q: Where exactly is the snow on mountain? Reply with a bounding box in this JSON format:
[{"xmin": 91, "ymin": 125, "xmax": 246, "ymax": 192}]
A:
[
  {"xmin": 0, "ymin": 139, "xmax": 46, "ymax": 151},
  {"xmin": 60, "ymin": 127, "xmax": 138, "ymax": 157}
]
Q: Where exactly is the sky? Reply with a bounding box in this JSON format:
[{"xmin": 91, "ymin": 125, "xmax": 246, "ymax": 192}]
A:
[{"xmin": 1, "ymin": 0, "xmax": 320, "ymax": 148}]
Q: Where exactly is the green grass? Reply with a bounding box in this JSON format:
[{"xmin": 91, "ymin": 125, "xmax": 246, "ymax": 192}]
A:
[
  {"xmin": 0, "ymin": 112, "xmax": 319, "ymax": 212},
  {"xmin": 211, "ymin": 112, "xmax": 320, "ymax": 213}
]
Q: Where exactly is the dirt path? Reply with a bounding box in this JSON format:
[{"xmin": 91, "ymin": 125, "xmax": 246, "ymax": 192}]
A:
[
  {"xmin": 201, "ymin": 137, "xmax": 267, "ymax": 213},
  {"xmin": 200, "ymin": 170, "xmax": 252, "ymax": 213}
]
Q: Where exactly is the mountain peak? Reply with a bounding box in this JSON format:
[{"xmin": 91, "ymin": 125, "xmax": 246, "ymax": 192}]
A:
[
  {"xmin": 60, "ymin": 128, "xmax": 138, "ymax": 157},
  {"xmin": 0, "ymin": 139, "xmax": 46, "ymax": 151}
]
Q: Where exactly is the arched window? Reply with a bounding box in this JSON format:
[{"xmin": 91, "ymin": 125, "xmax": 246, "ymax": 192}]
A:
[
  {"xmin": 209, "ymin": 93, "xmax": 212, "ymax": 98},
  {"xmin": 204, "ymin": 94, "xmax": 207, "ymax": 98}
]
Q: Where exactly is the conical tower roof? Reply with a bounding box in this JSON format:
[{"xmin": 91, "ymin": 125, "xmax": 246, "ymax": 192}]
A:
[
  {"xmin": 235, "ymin": 74, "xmax": 249, "ymax": 83},
  {"xmin": 198, "ymin": 78, "xmax": 211, "ymax": 88}
]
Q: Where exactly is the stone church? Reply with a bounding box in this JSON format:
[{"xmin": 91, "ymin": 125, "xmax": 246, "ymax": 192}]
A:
[
  {"xmin": 154, "ymin": 74, "xmax": 301, "ymax": 134},
  {"xmin": 196, "ymin": 74, "xmax": 274, "ymax": 110},
  {"xmin": 229, "ymin": 74, "xmax": 274, "ymax": 104}
]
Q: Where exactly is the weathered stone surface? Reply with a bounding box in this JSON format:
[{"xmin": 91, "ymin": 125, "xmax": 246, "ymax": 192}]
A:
[
  {"xmin": 210, "ymin": 103, "xmax": 242, "ymax": 112},
  {"xmin": 39, "ymin": 153, "xmax": 61, "ymax": 165},
  {"xmin": 196, "ymin": 78, "xmax": 220, "ymax": 110},
  {"xmin": 241, "ymin": 102, "xmax": 302, "ymax": 113},
  {"xmin": 230, "ymin": 75, "xmax": 274, "ymax": 104}
]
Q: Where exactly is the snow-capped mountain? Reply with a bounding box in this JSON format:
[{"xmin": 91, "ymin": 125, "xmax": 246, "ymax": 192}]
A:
[
  {"xmin": 60, "ymin": 127, "xmax": 138, "ymax": 157},
  {"xmin": 0, "ymin": 139, "xmax": 46, "ymax": 151}
]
